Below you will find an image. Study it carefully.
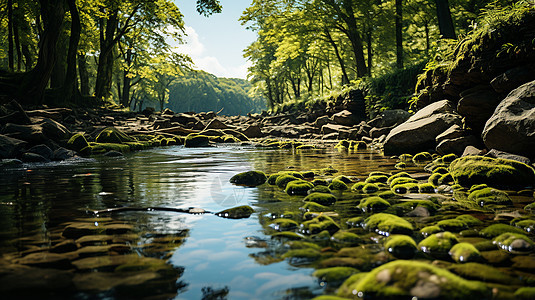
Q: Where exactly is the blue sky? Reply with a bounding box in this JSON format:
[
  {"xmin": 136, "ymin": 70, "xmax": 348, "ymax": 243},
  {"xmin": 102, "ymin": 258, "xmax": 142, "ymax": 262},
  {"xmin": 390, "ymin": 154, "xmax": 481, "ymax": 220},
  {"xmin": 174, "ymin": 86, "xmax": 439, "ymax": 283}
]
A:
[{"xmin": 172, "ymin": 0, "xmax": 257, "ymax": 79}]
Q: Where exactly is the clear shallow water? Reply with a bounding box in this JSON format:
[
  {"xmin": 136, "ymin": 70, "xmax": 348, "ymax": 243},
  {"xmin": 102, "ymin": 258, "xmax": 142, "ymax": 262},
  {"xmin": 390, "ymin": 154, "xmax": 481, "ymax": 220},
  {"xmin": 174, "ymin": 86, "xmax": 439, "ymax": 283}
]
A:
[{"xmin": 0, "ymin": 145, "xmax": 394, "ymax": 299}]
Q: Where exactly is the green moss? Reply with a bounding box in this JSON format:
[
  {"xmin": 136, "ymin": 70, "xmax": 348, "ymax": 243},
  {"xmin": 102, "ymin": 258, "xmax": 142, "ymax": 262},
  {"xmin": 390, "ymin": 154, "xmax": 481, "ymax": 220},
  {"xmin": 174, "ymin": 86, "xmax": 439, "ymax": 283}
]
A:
[
  {"xmin": 515, "ymin": 287, "xmax": 535, "ymax": 300},
  {"xmin": 398, "ymin": 154, "xmax": 413, "ymax": 161},
  {"xmin": 321, "ymin": 166, "xmax": 339, "ymax": 175},
  {"xmin": 215, "ymin": 205, "xmax": 255, "ymax": 219},
  {"xmin": 67, "ymin": 133, "xmax": 90, "ymax": 152},
  {"xmin": 301, "ymin": 171, "xmax": 315, "ymax": 178},
  {"xmin": 351, "ymin": 182, "xmax": 366, "ymax": 192},
  {"xmin": 396, "ymin": 200, "xmax": 439, "ymax": 213},
  {"xmin": 420, "ymin": 225, "xmax": 443, "ymax": 237},
  {"xmin": 96, "ymin": 127, "xmax": 136, "ymax": 144},
  {"xmin": 493, "ymin": 232, "xmax": 534, "ymax": 253},
  {"xmin": 309, "ymin": 185, "xmax": 331, "ymax": 194},
  {"xmin": 358, "ymin": 196, "xmax": 390, "ymax": 212},
  {"xmin": 281, "ymin": 248, "xmax": 322, "ymax": 262},
  {"xmin": 340, "ymin": 260, "xmax": 489, "ymax": 299},
  {"xmin": 285, "ymin": 179, "xmax": 314, "ymax": 195},
  {"xmin": 362, "ymin": 183, "xmax": 380, "ymax": 194},
  {"xmin": 229, "ymin": 171, "xmax": 267, "ymax": 187},
  {"xmin": 329, "ymin": 179, "xmax": 349, "ymax": 191},
  {"xmin": 337, "ymin": 273, "xmax": 368, "ymax": 298},
  {"xmin": 267, "ymin": 173, "xmax": 281, "ymax": 185},
  {"xmin": 387, "ymin": 172, "xmax": 412, "ymax": 185},
  {"xmin": 88, "ymin": 142, "xmax": 131, "ymax": 154},
  {"xmin": 394, "ymin": 162, "xmax": 406, "ymax": 170},
  {"xmin": 433, "ymin": 166, "xmax": 449, "ymax": 174},
  {"xmin": 369, "ymin": 171, "xmax": 391, "ymax": 177},
  {"xmin": 449, "ymin": 242, "xmax": 482, "ymax": 263},
  {"xmin": 428, "ymin": 173, "xmax": 443, "ymax": 187},
  {"xmin": 390, "ymin": 176, "xmax": 417, "ymax": 188},
  {"xmin": 392, "ymin": 183, "xmax": 419, "ymax": 194},
  {"xmin": 271, "ymin": 231, "xmax": 305, "ymax": 240},
  {"xmin": 331, "ymin": 231, "xmax": 362, "ymax": 245},
  {"xmin": 412, "ymin": 151, "xmax": 433, "ymax": 163},
  {"xmin": 468, "ymin": 184, "xmax": 489, "ymax": 193},
  {"xmin": 467, "ymin": 187, "xmax": 512, "ymax": 206},
  {"xmin": 312, "ymin": 179, "xmax": 329, "ymax": 186},
  {"xmin": 418, "ymin": 183, "xmax": 436, "ymax": 193},
  {"xmin": 269, "ymin": 218, "xmax": 299, "ymax": 231},
  {"xmin": 184, "ymin": 133, "xmax": 210, "ymax": 147},
  {"xmin": 437, "ymin": 219, "xmax": 468, "ymax": 232},
  {"xmin": 365, "ymin": 175, "xmax": 389, "ymax": 184},
  {"xmin": 296, "ymin": 144, "xmax": 316, "ymax": 150},
  {"xmin": 301, "ymin": 215, "xmax": 340, "ymax": 235},
  {"xmin": 285, "ymin": 241, "xmax": 321, "ymax": 250},
  {"xmin": 304, "ymin": 192, "xmax": 337, "ymax": 206},
  {"xmin": 480, "ymin": 224, "xmax": 525, "ymax": 238},
  {"xmin": 449, "ymin": 156, "xmax": 535, "ymax": 189},
  {"xmin": 275, "ymin": 174, "xmax": 299, "ymax": 189},
  {"xmin": 350, "ymin": 141, "xmax": 367, "ymax": 150},
  {"xmin": 455, "ymin": 215, "xmax": 483, "ymax": 226},
  {"xmin": 334, "ymin": 175, "xmax": 352, "ymax": 184},
  {"xmin": 447, "ymin": 262, "xmax": 521, "ymax": 285},
  {"xmin": 385, "ymin": 235, "xmax": 417, "ymax": 259},
  {"xmin": 335, "ymin": 140, "xmax": 350, "ymax": 149},
  {"xmin": 418, "ymin": 232, "xmax": 459, "ymax": 257},
  {"xmin": 438, "ymin": 173, "xmax": 454, "ymax": 185},
  {"xmin": 313, "ymin": 267, "xmax": 359, "ymax": 285},
  {"xmin": 364, "ymin": 213, "xmax": 414, "ymax": 236},
  {"xmin": 442, "ymin": 154, "xmax": 458, "ymax": 163},
  {"xmin": 301, "ymin": 201, "xmax": 329, "ymax": 212},
  {"xmin": 513, "ymin": 219, "xmax": 535, "ymax": 233},
  {"xmin": 346, "ymin": 217, "xmax": 365, "ymax": 228}
]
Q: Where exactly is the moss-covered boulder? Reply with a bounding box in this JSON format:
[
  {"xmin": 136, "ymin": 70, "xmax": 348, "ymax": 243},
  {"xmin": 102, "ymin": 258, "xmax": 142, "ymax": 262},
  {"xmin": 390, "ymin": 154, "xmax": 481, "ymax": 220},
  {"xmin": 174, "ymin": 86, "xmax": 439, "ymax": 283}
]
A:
[
  {"xmin": 312, "ymin": 178, "xmax": 329, "ymax": 186},
  {"xmin": 437, "ymin": 219, "xmax": 468, "ymax": 232},
  {"xmin": 449, "ymin": 242, "xmax": 482, "ymax": 263},
  {"xmin": 285, "ymin": 180, "xmax": 314, "ymax": 195},
  {"xmin": 184, "ymin": 134, "xmax": 210, "ymax": 147},
  {"xmin": 269, "ymin": 218, "xmax": 299, "ymax": 231},
  {"xmin": 229, "ymin": 171, "xmax": 267, "ymax": 187},
  {"xmin": 96, "ymin": 127, "xmax": 136, "ymax": 144},
  {"xmin": 412, "ymin": 151, "xmax": 433, "ymax": 163},
  {"xmin": 328, "ymin": 179, "xmax": 349, "ymax": 191},
  {"xmin": 304, "ymin": 192, "xmax": 337, "ymax": 206},
  {"xmin": 313, "ymin": 267, "xmax": 359, "ymax": 286},
  {"xmin": 275, "ymin": 174, "xmax": 300, "ymax": 189},
  {"xmin": 300, "ymin": 201, "xmax": 329, "ymax": 212},
  {"xmin": 493, "ymin": 232, "xmax": 534, "ymax": 253},
  {"xmin": 331, "ymin": 231, "xmax": 362, "ymax": 245},
  {"xmin": 480, "ymin": 223, "xmax": 525, "ymax": 238},
  {"xmin": 358, "ymin": 196, "xmax": 390, "ymax": 212},
  {"xmin": 362, "ymin": 183, "xmax": 380, "ymax": 194},
  {"xmin": 449, "ymin": 156, "xmax": 535, "ymax": 189},
  {"xmin": 309, "ymin": 185, "xmax": 331, "ymax": 194},
  {"xmin": 215, "ymin": 205, "xmax": 254, "ymax": 219},
  {"xmin": 365, "ymin": 175, "xmax": 389, "ymax": 184},
  {"xmin": 363, "ymin": 213, "xmax": 414, "ymax": 236},
  {"xmin": 387, "ymin": 172, "xmax": 412, "ymax": 185},
  {"xmin": 420, "ymin": 225, "xmax": 443, "ymax": 237},
  {"xmin": 301, "ymin": 215, "xmax": 340, "ymax": 235},
  {"xmin": 67, "ymin": 133, "xmax": 90, "ymax": 152},
  {"xmin": 385, "ymin": 235, "xmax": 417, "ymax": 259},
  {"xmin": 418, "ymin": 183, "xmax": 436, "ymax": 193},
  {"xmin": 418, "ymin": 232, "xmax": 459, "ymax": 258},
  {"xmin": 338, "ymin": 260, "xmax": 490, "ymax": 299},
  {"xmin": 467, "ymin": 187, "xmax": 512, "ymax": 206}
]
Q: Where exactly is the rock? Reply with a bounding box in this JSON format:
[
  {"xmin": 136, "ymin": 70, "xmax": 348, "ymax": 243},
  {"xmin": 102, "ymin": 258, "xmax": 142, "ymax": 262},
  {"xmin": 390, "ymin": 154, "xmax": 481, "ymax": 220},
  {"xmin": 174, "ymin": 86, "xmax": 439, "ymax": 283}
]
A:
[
  {"xmin": 96, "ymin": 127, "xmax": 136, "ymax": 144},
  {"xmin": 449, "ymin": 242, "xmax": 482, "ymax": 263},
  {"xmin": 482, "ymin": 80, "xmax": 535, "ymax": 158},
  {"xmin": 384, "ymin": 100, "xmax": 462, "ymax": 155},
  {"xmin": 161, "ymin": 108, "xmax": 174, "ymax": 116},
  {"xmin": 0, "ymin": 134, "xmax": 27, "ymax": 158},
  {"xmin": 204, "ymin": 119, "xmax": 231, "ymax": 130},
  {"xmin": 184, "ymin": 134, "xmax": 210, "ymax": 147},
  {"xmin": 363, "ymin": 213, "xmax": 413, "ymax": 236},
  {"xmin": 321, "ymin": 124, "xmax": 351, "ymax": 135},
  {"xmin": 222, "ymin": 129, "xmax": 249, "ymax": 141},
  {"xmin": 367, "ymin": 109, "xmax": 411, "ymax": 128},
  {"xmin": 171, "ymin": 113, "xmax": 198, "ymax": 125},
  {"xmin": 39, "ymin": 118, "xmax": 71, "ymax": 142},
  {"xmin": 229, "ymin": 170, "xmax": 267, "ymax": 187},
  {"xmin": 315, "ymin": 115, "xmax": 331, "ymax": 128},
  {"xmin": 485, "ymin": 149, "xmax": 531, "ymax": 165},
  {"xmin": 52, "ymin": 147, "xmax": 76, "ymax": 161},
  {"xmin": 215, "ymin": 205, "xmax": 255, "ymax": 219},
  {"xmin": 462, "ymin": 145, "xmax": 486, "ymax": 156},
  {"xmin": 0, "ymin": 158, "xmax": 23, "ymax": 168},
  {"xmin": 490, "ymin": 66, "xmax": 535, "ymax": 94},
  {"xmin": 141, "ymin": 107, "xmax": 155, "ymax": 117},
  {"xmin": 418, "ymin": 232, "xmax": 459, "ymax": 258},
  {"xmin": 21, "ymin": 152, "xmax": 49, "ymax": 163},
  {"xmin": 457, "ymin": 85, "xmax": 502, "ymax": 132},
  {"xmin": 26, "ymin": 144, "xmax": 54, "ymax": 160},
  {"xmin": 286, "ymin": 180, "xmax": 314, "ymax": 195},
  {"xmin": 332, "ymin": 110, "xmax": 359, "ymax": 126},
  {"xmin": 104, "ymin": 150, "xmax": 124, "ymax": 157},
  {"xmin": 241, "ymin": 124, "xmax": 263, "ymax": 138},
  {"xmin": 368, "ymin": 126, "xmax": 394, "ymax": 139},
  {"xmin": 313, "ymin": 267, "xmax": 359, "ymax": 285},
  {"xmin": 338, "ymin": 260, "xmax": 489, "ymax": 299},
  {"xmin": 449, "ymin": 155, "xmax": 535, "ymax": 189},
  {"xmin": 385, "ymin": 235, "xmax": 417, "ymax": 259},
  {"xmin": 2, "ymin": 123, "xmax": 48, "ymax": 145},
  {"xmin": 435, "ymin": 125, "xmax": 465, "ymax": 144},
  {"xmin": 436, "ymin": 135, "xmax": 481, "ymax": 156},
  {"xmin": 304, "ymin": 192, "xmax": 337, "ymax": 206},
  {"xmin": 494, "ymin": 233, "xmax": 534, "ymax": 254},
  {"xmin": 50, "ymin": 240, "xmax": 78, "ymax": 253},
  {"xmin": 0, "ymin": 264, "xmax": 74, "ymax": 294},
  {"xmin": 15, "ymin": 252, "xmax": 72, "ymax": 269},
  {"xmin": 67, "ymin": 133, "xmax": 90, "ymax": 152}
]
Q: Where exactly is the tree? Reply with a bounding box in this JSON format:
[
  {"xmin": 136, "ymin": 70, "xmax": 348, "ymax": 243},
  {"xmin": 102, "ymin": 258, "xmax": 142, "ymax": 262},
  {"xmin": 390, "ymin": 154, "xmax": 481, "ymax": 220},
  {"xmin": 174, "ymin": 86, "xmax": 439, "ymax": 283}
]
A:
[{"xmin": 435, "ymin": 0, "xmax": 456, "ymax": 39}]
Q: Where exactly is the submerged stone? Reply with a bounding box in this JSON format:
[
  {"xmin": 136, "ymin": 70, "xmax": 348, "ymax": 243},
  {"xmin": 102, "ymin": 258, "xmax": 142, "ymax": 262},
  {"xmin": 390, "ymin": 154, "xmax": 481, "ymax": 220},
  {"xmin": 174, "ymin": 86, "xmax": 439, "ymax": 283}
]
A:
[
  {"xmin": 229, "ymin": 170, "xmax": 267, "ymax": 187},
  {"xmin": 328, "ymin": 179, "xmax": 348, "ymax": 191},
  {"xmin": 215, "ymin": 205, "xmax": 254, "ymax": 219},
  {"xmin": 269, "ymin": 219, "xmax": 299, "ymax": 232},
  {"xmin": 184, "ymin": 133, "xmax": 210, "ymax": 147},
  {"xmin": 275, "ymin": 174, "xmax": 300, "ymax": 189}
]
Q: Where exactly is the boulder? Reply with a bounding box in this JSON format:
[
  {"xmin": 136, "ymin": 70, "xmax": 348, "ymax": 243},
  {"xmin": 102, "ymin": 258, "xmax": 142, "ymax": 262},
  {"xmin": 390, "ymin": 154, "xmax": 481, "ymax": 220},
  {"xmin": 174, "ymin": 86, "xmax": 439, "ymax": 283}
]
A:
[
  {"xmin": 321, "ymin": 124, "xmax": 351, "ymax": 135},
  {"xmin": 383, "ymin": 100, "xmax": 462, "ymax": 155},
  {"xmin": 39, "ymin": 118, "xmax": 71, "ymax": 142},
  {"xmin": 369, "ymin": 125, "xmax": 395, "ymax": 139},
  {"xmin": 204, "ymin": 119, "xmax": 231, "ymax": 130},
  {"xmin": 1, "ymin": 123, "xmax": 47, "ymax": 145},
  {"xmin": 27, "ymin": 144, "xmax": 54, "ymax": 160},
  {"xmin": 436, "ymin": 125, "xmax": 466, "ymax": 144},
  {"xmin": 332, "ymin": 110, "xmax": 359, "ymax": 126},
  {"xmin": 241, "ymin": 124, "xmax": 263, "ymax": 138},
  {"xmin": 52, "ymin": 147, "xmax": 76, "ymax": 161},
  {"xmin": 314, "ymin": 115, "xmax": 331, "ymax": 128},
  {"xmin": 490, "ymin": 66, "xmax": 535, "ymax": 94},
  {"xmin": 171, "ymin": 113, "xmax": 199, "ymax": 125},
  {"xmin": 436, "ymin": 135, "xmax": 481, "ymax": 156},
  {"xmin": 457, "ymin": 85, "xmax": 502, "ymax": 133},
  {"xmin": 462, "ymin": 146, "xmax": 486, "ymax": 157},
  {"xmin": 485, "ymin": 149, "xmax": 531, "ymax": 165},
  {"xmin": 0, "ymin": 134, "xmax": 27, "ymax": 158},
  {"xmin": 482, "ymin": 80, "xmax": 535, "ymax": 158},
  {"xmin": 367, "ymin": 109, "xmax": 410, "ymax": 128},
  {"xmin": 22, "ymin": 153, "xmax": 49, "ymax": 163}
]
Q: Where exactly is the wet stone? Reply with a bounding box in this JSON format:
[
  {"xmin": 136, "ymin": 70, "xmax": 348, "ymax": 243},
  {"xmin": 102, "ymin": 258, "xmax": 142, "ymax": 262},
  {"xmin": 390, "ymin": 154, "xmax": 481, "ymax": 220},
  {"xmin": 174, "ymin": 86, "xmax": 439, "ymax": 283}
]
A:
[
  {"xmin": 50, "ymin": 239, "xmax": 78, "ymax": 253},
  {"xmin": 75, "ymin": 235, "xmax": 115, "ymax": 246},
  {"xmin": 15, "ymin": 252, "xmax": 73, "ymax": 269}
]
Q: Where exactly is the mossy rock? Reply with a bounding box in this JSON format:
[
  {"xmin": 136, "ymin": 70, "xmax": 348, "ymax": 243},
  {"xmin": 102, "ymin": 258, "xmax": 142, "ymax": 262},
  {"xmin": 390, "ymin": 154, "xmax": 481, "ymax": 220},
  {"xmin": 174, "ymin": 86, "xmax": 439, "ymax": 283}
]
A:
[
  {"xmin": 304, "ymin": 192, "xmax": 337, "ymax": 206},
  {"xmin": 364, "ymin": 213, "xmax": 414, "ymax": 236},
  {"xmin": 321, "ymin": 166, "xmax": 339, "ymax": 175},
  {"xmin": 184, "ymin": 134, "xmax": 210, "ymax": 147},
  {"xmin": 449, "ymin": 242, "xmax": 482, "ymax": 263},
  {"xmin": 67, "ymin": 133, "xmax": 90, "ymax": 152},
  {"xmin": 438, "ymin": 173, "xmax": 454, "ymax": 185},
  {"xmin": 447, "ymin": 262, "xmax": 521, "ymax": 285},
  {"xmin": 515, "ymin": 287, "xmax": 535, "ymax": 300},
  {"xmin": 395, "ymin": 200, "xmax": 439, "ymax": 214},
  {"xmin": 442, "ymin": 153, "xmax": 458, "ymax": 163},
  {"xmin": 300, "ymin": 201, "xmax": 329, "ymax": 212},
  {"xmin": 394, "ymin": 162, "xmax": 406, "ymax": 170},
  {"xmin": 301, "ymin": 215, "xmax": 340, "ymax": 235},
  {"xmin": 358, "ymin": 196, "xmax": 390, "ymax": 212},
  {"xmin": 282, "ymin": 248, "xmax": 322, "ymax": 264},
  {"xmin": 331, "ymin": 231, "xmax": 363, "ymax": 245},
  {"xmin": 369, "ymin": 171, "xmax": 391, "ymax": 177},
  {"xmin": 312, "ymin": 179, "xmax": 329, "ymax": 186},
  {"xmin": 432, "ymin": 166, "xmax": 449, "ymax": 175},
  {"xmin": 86, "ymin": 143, "xmax": 131, "ymax": 154},
  {"xmin": 351, "ymin": 182, "xmax": 366, "ymax": 192},
  {"xmin": 385, "ymin": 235, "xmax": 417, "ymax": 259},
  {"xmin": 346, "ymin": 216, "xmax": 365, "ymax": 228},
  {"xmin": 399, "ymin": 154, "xmax": 413, "ymax": 161},
  {"xmin": 468, "ymin": 184, "xmax": 489, "ymax": 193},
  {"xmin": 418, "ymin": 232, "xmax": 459, "ymax": 258},
  {"xmin": 420, "ymin": 225, "xmax": 443, "ymax": 237},
  {"xmin": 493, "ymin": 232, "xmax": 534, "ymax": 253},
  {"xmin": 313, "ymin": 267, "xmax": 359, "ymax": 285},
  {"xmin": 480, "ymin": 223, "xmax": 525, "ymax": 238},
  {"xmin": 455, "ymin": 214, "xmax": 483, "ymax": 226},
  {"xmin": 467, "ymin": 187, "xmax": 512, "ymax": 206},
  {"xmin": 271, "ymin": 231, "xmax": 304, "ymax": 240},
  {"xmin": 449, "ymin": 156, "xmax": 535, "ymax": 189},
  {"xmin": 364, "ymin": 175, "xmax": 389, "ymax": 185},
  {"xmin": 362, "ymin": 183, "xmax": 380, "ymax": 194},
  {"xmin": 280, "ymin": 171, "xmax": 304, "ymax": 179},
  {"xmin": 428, "ymin": 173, "xmax": 443, "ymax": 187},
  {"xmin": 390, "ymin": 176, "xmax": 417, "ymax": 188},
  {"xmin": 328, "ymin": 179, "xmax": 348, "ymax": 191},
  {"xmin": 412, "ymin": 151, "xmax": 433, "ymax": 163},
  {"xmin": 301, "ymin": 171, "xmax": 315, "ymax": 178},
  {"xmin": 513, "ymin": 219, "xmax": 535, "ymax": 233},
  {"xmin": 309, "ymin": 185, "xmax": 331, "ymax": 194},
  {"xmin": 267, "ymin": 173, "xmax": 281, "ymax": 185},
  {"xmin": 275, "ymin": 174, "xmax": 299, "ymax": 189},
  {"xmin": 392, "ymin": 183, "xmax": 419, "ymax": 194},
  {"xmin": 338, "ymin": 260, "xmax": 490, "ymax": 299},
  {"xmin": 96, "ymin": 127, "xmax": 136, "ymax": 144},
  {"xmin": 334, "ymin": 175, "xmax": 352, "ymax": 184},
  {"xmin": 337, "ymin": 273, "xmax": 369, "ymax": 298},
  {"xmin": 269, "ymin": 218, "xmax": 299, "ymax": 232},
  {"xmin": 296, "ymin": 144, "xmax": 316, "ymax": 150},
  {"xmin": 229, "ymin": 171, "xmax": 267, "ymax": 187},
  {"xmin": 437, "ymin": 219, "xmax": 468, "ymax": 232},
  {"xmin": 418, "ymin": 183, "xmax": 436, "ymax": 194},
  {"xmin": 285, "ymin": 180, "xmax": 314, "ymax": 196},
  {"xmin": 350, "ymin": 141, "xmax": 367, "ymax": 150},
  {"xmin": 285, "ymin": 241, "xmax": 322, "ymax": 250},
  {"xmin": 387, "ymin": 172, "xmax": 412, "ymax": 185},
  {"xmin": 335, "ymin": 140, "xmax": 350, "ymax": 149},
  {"xmin": 215, "ymin": 205, "xmax": 254, "ymax": 219}
]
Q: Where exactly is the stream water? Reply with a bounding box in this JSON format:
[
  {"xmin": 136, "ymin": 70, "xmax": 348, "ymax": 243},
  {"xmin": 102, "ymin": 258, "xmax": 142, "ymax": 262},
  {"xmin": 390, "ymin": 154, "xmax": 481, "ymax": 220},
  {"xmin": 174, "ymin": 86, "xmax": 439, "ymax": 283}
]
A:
[{"xmin": 1, "ymin": 144, "xmax": 534, "ymax": 299}]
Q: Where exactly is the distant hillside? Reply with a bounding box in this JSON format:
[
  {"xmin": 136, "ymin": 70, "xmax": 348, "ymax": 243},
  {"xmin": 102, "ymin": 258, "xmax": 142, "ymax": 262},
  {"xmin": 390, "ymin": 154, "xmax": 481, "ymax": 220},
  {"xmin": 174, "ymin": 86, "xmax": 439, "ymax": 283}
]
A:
[{"xmin": 167, "ymin": 70, "xmax": 265, "ymax": 115}]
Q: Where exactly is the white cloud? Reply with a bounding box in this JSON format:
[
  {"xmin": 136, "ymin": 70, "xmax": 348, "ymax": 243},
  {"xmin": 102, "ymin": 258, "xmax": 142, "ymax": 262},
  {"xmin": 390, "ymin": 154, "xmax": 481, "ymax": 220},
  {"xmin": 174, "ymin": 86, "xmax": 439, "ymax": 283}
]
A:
[{"xmin": 173, "ymin": 26, "xmax": 249, "ymax": 79}]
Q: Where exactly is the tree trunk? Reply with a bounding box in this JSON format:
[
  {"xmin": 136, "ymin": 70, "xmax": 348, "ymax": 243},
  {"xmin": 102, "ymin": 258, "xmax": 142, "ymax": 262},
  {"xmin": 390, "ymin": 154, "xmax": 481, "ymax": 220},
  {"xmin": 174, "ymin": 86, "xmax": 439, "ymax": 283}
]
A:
[
  {"xmin": 395, "ymin": 0, "xmax": 403, "ymax": 68},
  {"xmin": 121, "ymin": 49, "xmax": 133, "ymax": 107},
  {"xmin": 7, "ymin": 0, "xmax": 14, "ymax": 71},
  {"xmin": 425, "ymin": 22, "xmax": 430, "ymax": 55},
  {"xmin": 366, "ymin": 30, "xmax": 372, "ymax": 76},
  {"xmin": 436, "ymin": 0, "xmax": 456, "ymax": 39},
  {"xmin": 324, "ymin": 29, "xmax": 349, "ymax": 85},
  {"xmin": 95, "ymin": 10, "xmax": 119, "ymax": 100},
  {"xmin": 63, "ymin": 0, "xmax": 81, "ymax": 102},
  {"xmin": 21, "ymin": 43, "xmax": 33, "ymax": 70},
  {"xmin": 14, "ymin": 10, "xmax": 23, "ymax": 71},
  {"xmin": 78, "ymin": 54, "xmax": 90, "ymax": 95},
  {"xmin": 341, "ymin": 1, "xmax": 367, "ymax": 77}
]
